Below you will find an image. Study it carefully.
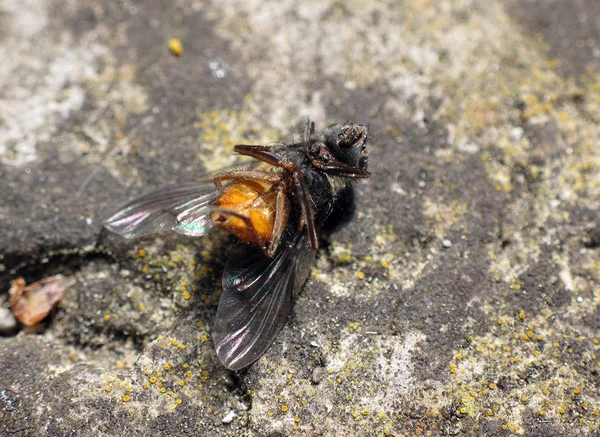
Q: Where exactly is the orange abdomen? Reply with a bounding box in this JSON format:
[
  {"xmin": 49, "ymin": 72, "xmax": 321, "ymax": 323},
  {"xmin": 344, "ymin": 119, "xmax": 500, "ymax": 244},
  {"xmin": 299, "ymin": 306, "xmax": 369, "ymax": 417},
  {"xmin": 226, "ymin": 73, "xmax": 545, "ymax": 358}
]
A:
[{"xmin": 211, "ymin": 180, "xmax": 278, "ymax": 245}]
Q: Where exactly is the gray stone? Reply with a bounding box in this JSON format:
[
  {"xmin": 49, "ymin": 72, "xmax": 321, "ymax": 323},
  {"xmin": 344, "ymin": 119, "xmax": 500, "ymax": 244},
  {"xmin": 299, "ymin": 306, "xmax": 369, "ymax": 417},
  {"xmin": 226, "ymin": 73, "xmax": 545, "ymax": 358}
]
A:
[
  {"xmin": 1, "ymin": 0, "xmax": 599, "ymax": 436},
  {"xmin": 0, "ymin": 307, "xmax": 17, "ymax": 335}
]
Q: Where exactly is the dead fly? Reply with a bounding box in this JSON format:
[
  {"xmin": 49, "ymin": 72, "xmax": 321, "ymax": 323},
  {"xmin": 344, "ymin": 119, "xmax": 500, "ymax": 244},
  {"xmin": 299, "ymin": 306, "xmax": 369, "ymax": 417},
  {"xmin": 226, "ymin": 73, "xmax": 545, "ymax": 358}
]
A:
[{"xmin": 104, "ymin": 121, "xmax": 370, "ymax": 370}]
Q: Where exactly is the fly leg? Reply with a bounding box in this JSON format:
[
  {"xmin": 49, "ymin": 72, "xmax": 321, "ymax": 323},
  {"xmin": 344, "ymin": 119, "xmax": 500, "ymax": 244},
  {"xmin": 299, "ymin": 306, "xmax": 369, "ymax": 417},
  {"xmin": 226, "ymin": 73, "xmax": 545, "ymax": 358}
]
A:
[
  {"xmin": 303, "ymin": 120, "xmax": 315, "ymax": 142},
  {"xmin": 214, "ymin": 170, "xmax": 283, "ymax": 190},
  {"xmin": 265, "ymin": 185, "xmax": 290, "ymax": 258},
  {"xmin": 234, "ymin": 145, "xmax": 296, "ymax": 172},
  {"xmin": 293, "ymin": 170, "xmax": 318, "ymax": 250}
]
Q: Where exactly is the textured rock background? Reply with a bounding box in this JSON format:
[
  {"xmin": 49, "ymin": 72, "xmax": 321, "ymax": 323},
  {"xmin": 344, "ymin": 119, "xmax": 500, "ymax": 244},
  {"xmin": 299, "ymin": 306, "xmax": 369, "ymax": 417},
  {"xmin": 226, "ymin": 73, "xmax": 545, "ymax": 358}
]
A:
[{"xmin": 1, "ymin": 0, "xmax": 599, "ymax": 435}]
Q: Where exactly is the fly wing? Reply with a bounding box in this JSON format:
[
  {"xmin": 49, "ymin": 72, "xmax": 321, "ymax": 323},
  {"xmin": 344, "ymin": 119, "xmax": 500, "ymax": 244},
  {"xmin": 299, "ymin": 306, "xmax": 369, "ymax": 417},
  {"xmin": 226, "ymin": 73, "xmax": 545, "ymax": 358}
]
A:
[
  {"xmin": 104, "ymin": 182, "xmax": 220, "ymax": 238},
  {"xmin": 103, "ymin": 162, "xmax": 262, "ymax": 239},
  {"xmin": 213, "ymin": 230, "xmax": 316, "ymax": 370}
]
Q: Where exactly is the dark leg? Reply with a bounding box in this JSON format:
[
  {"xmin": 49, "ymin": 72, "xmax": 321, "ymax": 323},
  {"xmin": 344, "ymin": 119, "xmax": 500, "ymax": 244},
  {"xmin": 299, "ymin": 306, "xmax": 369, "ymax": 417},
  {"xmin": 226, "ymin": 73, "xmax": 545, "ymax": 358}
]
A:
[
  {"xmin": 309, "ymin": 160, "xmax": 371, "ymax": 178},
  {"xmin": 234, "ymin": 145, "xmax": 295, "ymax": 172}
]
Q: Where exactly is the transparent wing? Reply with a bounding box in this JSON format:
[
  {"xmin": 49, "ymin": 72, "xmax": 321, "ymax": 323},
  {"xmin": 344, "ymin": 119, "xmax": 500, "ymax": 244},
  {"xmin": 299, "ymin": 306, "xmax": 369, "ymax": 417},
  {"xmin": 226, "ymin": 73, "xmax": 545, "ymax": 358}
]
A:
[
  {"xmin": 103, "ymin": 182, "xmax": 220, "ymax": 238},
  {"xmin": 103, "ymin": 162, "xmax": 262, "ymax": 239},
  {"xmin": 213, "ymin": 230, "xmax": 316, "ymax": 370}
]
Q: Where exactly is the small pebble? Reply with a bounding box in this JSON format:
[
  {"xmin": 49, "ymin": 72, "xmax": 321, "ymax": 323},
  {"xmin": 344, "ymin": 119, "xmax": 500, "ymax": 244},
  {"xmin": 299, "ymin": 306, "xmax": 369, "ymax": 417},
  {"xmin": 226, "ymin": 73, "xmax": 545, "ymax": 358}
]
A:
[
  {"xmin": 222, "ymin": 410, "xmax": 236, "ymax": 424},
  {"xmin": 0, "ymin": 307, "xmax": 18, "ymax": 335},
  {"xmin": 168, "ymin": 39, "xmax": 183, "ymax": 56},
  {"xmin": 442, "ymin": 239, "xmax": 452, "ymax": 248},
  {"xmin": 311, "ymin": 367, "xmax": 325, "ymax": 384}
]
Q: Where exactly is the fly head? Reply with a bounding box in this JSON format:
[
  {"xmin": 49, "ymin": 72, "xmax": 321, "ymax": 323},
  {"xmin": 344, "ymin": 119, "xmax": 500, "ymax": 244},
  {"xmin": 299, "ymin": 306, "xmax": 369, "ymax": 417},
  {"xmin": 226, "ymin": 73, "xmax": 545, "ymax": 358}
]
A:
[{"xmin": 306, "ymin": 123, "xmax": 370, "ymax": 179}]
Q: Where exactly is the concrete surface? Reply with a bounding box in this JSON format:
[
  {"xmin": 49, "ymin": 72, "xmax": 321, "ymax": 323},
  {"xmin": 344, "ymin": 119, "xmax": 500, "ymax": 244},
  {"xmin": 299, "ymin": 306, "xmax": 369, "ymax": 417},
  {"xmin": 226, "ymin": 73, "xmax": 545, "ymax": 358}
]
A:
[{"xmin": 1, "ymin": 0, "xmax": 599, "ymax": 435}]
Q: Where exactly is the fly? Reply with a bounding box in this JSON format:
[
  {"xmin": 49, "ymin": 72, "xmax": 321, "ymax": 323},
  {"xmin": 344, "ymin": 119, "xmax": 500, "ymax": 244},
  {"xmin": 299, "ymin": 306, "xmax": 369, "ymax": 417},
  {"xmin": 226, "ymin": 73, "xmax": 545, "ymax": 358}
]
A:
[{"xmin": 104, "ymin": 121, "xmax": 371, "ymax": 370}]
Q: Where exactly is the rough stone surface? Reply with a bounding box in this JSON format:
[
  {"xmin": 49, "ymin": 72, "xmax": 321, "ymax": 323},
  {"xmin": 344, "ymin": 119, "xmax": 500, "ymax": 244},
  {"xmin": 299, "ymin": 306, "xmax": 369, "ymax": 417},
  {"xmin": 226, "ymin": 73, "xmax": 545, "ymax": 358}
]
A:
[{"xmin": 1, "ymin": 0, "xmax": 599, "ymax": 436}]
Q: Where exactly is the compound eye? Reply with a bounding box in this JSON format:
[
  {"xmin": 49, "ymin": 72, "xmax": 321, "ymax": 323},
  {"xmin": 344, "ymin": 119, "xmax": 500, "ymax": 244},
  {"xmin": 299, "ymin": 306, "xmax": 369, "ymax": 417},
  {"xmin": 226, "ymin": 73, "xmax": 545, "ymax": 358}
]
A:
[{"xmin": 313, "ymin": 144, "xmax": 333, "ymax": 163}]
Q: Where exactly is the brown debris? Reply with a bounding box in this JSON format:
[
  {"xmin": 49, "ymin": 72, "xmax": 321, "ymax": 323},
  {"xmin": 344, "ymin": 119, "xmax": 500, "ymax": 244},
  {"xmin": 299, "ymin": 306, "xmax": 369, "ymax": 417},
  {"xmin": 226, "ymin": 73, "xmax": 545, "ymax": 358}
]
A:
[{"xmin": 9, "ymin": 275, "xmax": 68, "ymax": 326}]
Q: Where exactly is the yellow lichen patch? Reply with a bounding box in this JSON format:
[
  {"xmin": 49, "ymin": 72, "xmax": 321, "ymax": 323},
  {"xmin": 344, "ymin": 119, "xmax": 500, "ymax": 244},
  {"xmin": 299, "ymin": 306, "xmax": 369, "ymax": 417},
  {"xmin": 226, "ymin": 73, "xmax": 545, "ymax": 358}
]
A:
[
  {"xmin": 194, "ymin": 265, "xmax": 212, "ymax": 281},
  {"xmin": 131, "ymin": 345, "xmax": 216, "ymax": 410},
  {"xmin": 311, "ymin": 223, "xmax": 405, "ymax": 301},
  {"xmin": 438, "ymin": 308, "xmax": 600, "ymax": 433},
  {"xmin": 195, "ymin": 98, "xmax": 280, "ymax": 172},
  {"xmin": 348, "ymin": 322, "xmax": 360, "ymax": 332},
  {"xmin": 329, "ymin": 243, "xmax": 353, "ymax": 265},
  {"xmin": 244, "ymin": 331, "xmax": 427, "ymax": 435}
]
